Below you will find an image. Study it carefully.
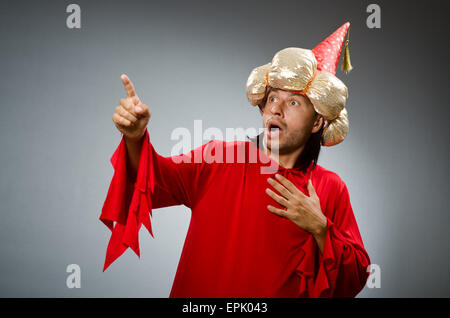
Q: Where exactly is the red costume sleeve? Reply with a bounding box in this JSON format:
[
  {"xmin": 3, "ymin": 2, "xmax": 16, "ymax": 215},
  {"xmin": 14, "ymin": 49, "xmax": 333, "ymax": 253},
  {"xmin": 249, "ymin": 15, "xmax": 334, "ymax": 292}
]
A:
[
  {"xmin": 99, "ymin": 129, "xmax": 210, "ymax": 271},
  {"xmin": 296, "ymin": 181, "xmax": 371, "ymax": 298}
]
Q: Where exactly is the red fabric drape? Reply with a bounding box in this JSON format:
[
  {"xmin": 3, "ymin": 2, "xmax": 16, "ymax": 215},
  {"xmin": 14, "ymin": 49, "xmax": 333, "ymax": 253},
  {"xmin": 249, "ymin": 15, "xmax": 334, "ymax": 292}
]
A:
[{"xmin": 100, "ymin": 129, "xmax": 370, "ymax": 297}]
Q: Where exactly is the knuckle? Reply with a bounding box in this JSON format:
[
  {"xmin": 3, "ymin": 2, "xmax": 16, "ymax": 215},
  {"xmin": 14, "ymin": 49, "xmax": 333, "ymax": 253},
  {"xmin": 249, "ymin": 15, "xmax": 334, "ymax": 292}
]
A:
[
  {"xmin": 118, "ymin": 107, "xmax": 126, "ymax": 116},
  {"xmin": 123, "ymin": 110, "xmax": 137, "ymax": 122}
]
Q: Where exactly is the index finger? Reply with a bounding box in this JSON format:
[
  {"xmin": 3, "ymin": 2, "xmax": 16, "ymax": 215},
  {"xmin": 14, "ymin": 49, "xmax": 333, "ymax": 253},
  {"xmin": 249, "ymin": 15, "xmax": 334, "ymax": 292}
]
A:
[
  {"xmin": 274, "ymin": 173, "xmax": 305, "ymax": 197},
  {"xmin": 121, "ymin": 74, "xmax": 137, "ymax": 98}
]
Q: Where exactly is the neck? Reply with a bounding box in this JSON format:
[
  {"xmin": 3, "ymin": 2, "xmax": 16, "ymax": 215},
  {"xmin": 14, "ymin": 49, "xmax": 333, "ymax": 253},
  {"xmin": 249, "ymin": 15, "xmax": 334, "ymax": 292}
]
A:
[{"xmin": 263, "ymin": 140, "xmax": 305, "ymax": 170}]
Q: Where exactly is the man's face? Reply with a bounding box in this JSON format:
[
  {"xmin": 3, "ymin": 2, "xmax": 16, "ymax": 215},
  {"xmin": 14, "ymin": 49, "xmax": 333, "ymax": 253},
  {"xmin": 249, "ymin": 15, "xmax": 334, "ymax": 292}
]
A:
[{"xmin": 259, "ymin": 87, "xmax": 323, "ymax": 154}]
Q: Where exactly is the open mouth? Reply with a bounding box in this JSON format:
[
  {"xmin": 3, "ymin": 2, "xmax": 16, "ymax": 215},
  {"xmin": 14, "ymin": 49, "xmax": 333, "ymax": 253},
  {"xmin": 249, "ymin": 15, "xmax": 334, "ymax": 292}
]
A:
[
  {"xmin": 269, "ymin": 124, "xmax": 281, "ymax": 131},
  {"xmin": 267, "ymin": 120, "xmax": 283, "ymax": 138}
]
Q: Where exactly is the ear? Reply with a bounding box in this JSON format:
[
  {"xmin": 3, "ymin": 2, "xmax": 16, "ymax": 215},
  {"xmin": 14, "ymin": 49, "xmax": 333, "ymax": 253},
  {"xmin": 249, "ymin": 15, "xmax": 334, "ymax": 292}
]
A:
[{"xmin": 311, "ymin": 114, "xmax": 324, "ymax": 134}]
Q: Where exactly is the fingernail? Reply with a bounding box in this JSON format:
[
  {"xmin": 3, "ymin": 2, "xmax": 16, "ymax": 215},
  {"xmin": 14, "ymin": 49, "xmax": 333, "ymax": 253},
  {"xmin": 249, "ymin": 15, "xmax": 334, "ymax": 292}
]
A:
[{"xmin": 135, "ymin": 106, "xmax": 142, "ymax": 112}]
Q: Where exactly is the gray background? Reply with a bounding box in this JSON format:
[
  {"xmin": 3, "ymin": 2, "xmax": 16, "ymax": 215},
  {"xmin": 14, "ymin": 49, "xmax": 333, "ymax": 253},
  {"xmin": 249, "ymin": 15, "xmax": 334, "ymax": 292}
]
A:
[{"xmin": 0, "ymin": 0, "xmax": 449, "ymax": 297}]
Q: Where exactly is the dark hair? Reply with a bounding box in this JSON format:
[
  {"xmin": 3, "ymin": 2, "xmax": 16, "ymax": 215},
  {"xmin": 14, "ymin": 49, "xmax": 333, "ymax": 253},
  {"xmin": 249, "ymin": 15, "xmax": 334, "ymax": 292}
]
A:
[
  {"xmin": 295, "ymin": 118, "xmax": 323, "ymax": 173},
  {"xmin": 249, "ymin": 86, "xmax": 324, "ymax": 174}
]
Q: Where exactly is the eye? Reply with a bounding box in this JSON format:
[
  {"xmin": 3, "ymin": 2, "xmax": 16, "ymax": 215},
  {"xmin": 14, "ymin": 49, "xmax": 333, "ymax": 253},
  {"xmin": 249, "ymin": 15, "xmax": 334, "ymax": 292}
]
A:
[
  {"xmin": 290, "ymin": 100, "xmax": 300, "ymax": 106},
  {"xmin": 269, "ymin": 96, "xmax": 278, "ymax": 103}
]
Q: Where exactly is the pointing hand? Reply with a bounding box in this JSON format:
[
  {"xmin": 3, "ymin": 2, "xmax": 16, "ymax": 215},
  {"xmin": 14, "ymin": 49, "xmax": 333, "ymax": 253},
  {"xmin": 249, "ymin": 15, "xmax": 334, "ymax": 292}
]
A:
[{"xmin": 112, "ymin": 74, "xmax": 151, "ymax": 140}]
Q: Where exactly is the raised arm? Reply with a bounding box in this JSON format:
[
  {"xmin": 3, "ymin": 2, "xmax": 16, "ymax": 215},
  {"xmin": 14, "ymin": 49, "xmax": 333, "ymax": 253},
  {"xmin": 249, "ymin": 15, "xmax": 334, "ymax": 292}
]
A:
[
  {"xmin": 102, "ymin": 75, "xmax": 214, "ymax": 271},
  {"xmin": 112, "ymin": 74, "xmax": 151, "ymax": 182}
]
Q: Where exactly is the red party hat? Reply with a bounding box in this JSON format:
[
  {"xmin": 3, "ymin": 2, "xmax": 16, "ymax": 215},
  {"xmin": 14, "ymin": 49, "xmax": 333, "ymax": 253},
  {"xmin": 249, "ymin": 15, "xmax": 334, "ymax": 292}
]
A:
[{"xmin": 312, "ymin": 22, "xmax": 352, "ymax": 75}]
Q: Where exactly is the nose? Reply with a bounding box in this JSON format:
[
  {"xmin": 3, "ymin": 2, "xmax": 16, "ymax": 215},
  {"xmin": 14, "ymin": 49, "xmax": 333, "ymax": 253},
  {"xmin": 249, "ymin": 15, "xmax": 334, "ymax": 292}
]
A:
[{"xmin": 269, "ymin": 98, "xmax": 282, "ymax": 116}]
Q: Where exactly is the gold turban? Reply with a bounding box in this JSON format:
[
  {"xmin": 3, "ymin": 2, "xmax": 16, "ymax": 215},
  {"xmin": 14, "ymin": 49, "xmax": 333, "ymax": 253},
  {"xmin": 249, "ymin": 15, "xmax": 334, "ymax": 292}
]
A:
[{"xmin": 246, "ymin": 22, "xmax": 352, "ymax": 147}]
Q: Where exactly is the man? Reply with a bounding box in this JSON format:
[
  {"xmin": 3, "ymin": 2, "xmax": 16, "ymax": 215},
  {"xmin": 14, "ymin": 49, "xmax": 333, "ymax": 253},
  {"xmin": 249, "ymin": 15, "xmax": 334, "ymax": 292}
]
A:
[{"xmin": 101, "ymin": 22, "xmax": 370, "ymax": 297}]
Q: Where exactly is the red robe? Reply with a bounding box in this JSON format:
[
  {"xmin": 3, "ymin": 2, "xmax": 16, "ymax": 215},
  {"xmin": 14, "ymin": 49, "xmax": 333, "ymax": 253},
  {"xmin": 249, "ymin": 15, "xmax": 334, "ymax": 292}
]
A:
[{"xmin": 100, "ymin": 129, "xmax": 370, "ymax": 297}]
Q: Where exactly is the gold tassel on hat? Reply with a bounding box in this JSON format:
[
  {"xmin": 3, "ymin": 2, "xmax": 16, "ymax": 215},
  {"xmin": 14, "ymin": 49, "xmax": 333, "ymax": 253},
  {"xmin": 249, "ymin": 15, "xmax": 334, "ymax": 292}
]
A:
[{"xmin": 341, "ymin": 27, "xmax": 353, "ymax": 73}]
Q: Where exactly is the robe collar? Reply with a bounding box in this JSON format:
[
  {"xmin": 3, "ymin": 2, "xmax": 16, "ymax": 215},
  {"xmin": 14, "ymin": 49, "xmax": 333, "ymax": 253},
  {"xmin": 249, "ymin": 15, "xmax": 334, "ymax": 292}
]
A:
[
  {"xmin": 275, "ymin": 162, "xmax": 314, "ymax": 189},
  {"xmin": 247, "ymin": 135, "xmax": 314, "ymax": 186}
]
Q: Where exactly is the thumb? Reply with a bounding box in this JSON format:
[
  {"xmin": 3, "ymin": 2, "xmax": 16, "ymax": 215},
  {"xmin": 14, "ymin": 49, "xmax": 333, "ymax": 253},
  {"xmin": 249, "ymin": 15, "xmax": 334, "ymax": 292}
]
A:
[{"xmin": 134, "ymin": 104, "xmax": 150, "ymax": 118}]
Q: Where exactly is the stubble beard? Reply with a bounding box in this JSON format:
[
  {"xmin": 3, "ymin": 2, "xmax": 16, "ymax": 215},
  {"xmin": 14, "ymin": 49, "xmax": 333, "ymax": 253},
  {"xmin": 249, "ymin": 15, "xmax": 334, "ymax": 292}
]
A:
[{"xmin": 264, "ymin": 127, "xmax": 306, "ymax": 155}]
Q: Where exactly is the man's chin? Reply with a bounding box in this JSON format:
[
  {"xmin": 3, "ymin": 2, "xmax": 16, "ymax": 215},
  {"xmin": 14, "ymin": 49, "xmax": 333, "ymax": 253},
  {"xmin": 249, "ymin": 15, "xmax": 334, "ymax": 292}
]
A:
[{"xmin": 263, "ymin": 133, "xmax": 285, "ymax": 153}]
